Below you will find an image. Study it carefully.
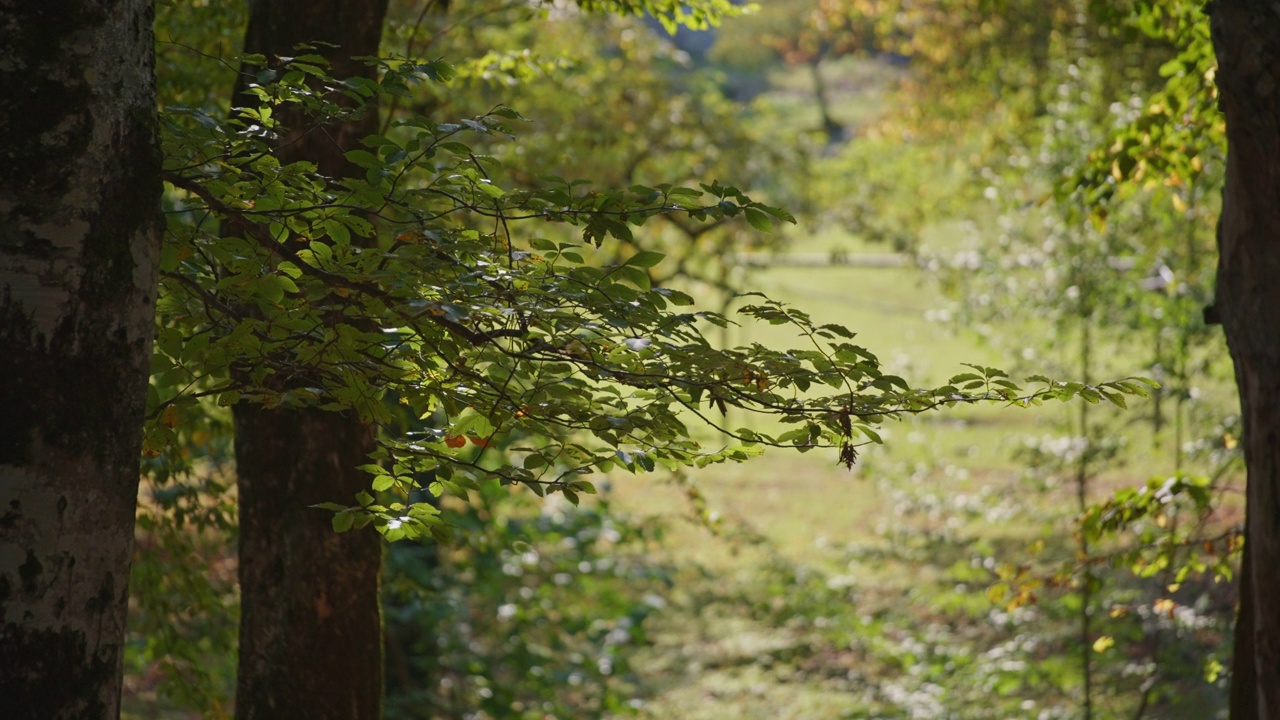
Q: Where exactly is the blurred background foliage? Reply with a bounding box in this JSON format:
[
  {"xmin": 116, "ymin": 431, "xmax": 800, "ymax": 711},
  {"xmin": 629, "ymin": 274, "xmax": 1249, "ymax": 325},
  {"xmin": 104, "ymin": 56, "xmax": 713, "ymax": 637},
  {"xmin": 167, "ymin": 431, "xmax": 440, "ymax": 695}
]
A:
[{"xmin": 128, "ymin": 0, "xmax": 1238, "ymax": 717}]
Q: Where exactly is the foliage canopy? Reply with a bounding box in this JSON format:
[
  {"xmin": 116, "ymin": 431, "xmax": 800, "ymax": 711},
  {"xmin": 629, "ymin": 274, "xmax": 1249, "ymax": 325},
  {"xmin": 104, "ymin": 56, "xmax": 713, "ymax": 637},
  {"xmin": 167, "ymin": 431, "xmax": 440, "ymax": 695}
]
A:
[{"xmin": 149, "ymin": 47, "xmax": 1152, "ymax": 543}]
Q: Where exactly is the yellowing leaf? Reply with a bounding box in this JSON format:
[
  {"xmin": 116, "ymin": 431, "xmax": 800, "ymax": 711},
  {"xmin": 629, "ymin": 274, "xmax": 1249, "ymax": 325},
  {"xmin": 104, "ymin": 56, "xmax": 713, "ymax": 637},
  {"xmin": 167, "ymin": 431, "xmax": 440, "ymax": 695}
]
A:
[
  {"xmin": 986, "ymin": 584, "xmax": 1008, "ymax": 604},
  {"xmin": 1205, "ymin": 657, "xmax": 1224, "ymax": 683}
]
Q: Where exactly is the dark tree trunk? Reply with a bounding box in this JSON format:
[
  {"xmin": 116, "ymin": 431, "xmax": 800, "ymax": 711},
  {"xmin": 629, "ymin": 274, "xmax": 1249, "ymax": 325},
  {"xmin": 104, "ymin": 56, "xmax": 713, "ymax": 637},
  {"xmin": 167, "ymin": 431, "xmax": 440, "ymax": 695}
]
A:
[
  {"xmin": 234, "ymin": 407, "xmax": 383, "ymax": 718},
  {"xmin": 0, "ymin": 0, "xmax": 162, "ymax": 716},
  {"xmin": 230, "ymin": 1, "xmax": 388, "ymax": 718},
  {"xmin": 808, "ymin": 59, "xmax": 845, "ymax": 142},
  {"xmin": 1208, "ymin": 3, "xmax": 1280, "ymax": 718}
]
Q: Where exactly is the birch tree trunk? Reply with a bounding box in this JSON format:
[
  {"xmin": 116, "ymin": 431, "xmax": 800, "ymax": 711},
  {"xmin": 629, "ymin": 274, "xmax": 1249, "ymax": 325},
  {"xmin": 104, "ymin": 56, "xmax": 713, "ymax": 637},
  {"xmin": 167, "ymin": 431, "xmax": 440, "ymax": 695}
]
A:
[{"xmin": 0, "ymin": 0, "xmax": 162, "ymax": 716}]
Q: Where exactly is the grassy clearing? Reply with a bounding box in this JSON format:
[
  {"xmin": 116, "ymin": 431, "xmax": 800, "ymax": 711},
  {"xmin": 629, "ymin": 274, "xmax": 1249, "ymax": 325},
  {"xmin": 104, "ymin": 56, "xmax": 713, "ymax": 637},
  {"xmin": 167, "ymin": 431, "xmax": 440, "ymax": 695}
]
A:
[{"xmin": 601, "ymin": 210, "xmax": 1238, "ymax": 717}]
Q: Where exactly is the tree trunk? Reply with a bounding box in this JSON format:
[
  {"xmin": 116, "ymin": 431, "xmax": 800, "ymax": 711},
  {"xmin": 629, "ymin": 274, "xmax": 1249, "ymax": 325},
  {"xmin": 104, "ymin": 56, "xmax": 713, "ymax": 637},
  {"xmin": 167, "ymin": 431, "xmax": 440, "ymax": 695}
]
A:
[
  {"xmin": 809, "ymin": 59, "xmax": 845, "ymax": 142},
  {"xmin": 0, "ymin": 0, "xmax": 162, "ymax": 717},
  {"xmin": 234, "ymin": 407, "xmax": 383, "ymax": 718},
  {"xmin": 230, "ymin": 1, "xmax": 388, "ymax": 718},
  {"xmin": 1208, "ymin": 3, "xmax": 1280, "ymax": 718}
]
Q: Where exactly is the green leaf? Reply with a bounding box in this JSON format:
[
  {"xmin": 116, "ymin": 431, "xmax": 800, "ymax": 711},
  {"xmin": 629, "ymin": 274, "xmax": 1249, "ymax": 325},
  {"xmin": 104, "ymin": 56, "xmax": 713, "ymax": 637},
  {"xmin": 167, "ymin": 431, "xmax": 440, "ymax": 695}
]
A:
[
  {"xmin": 656, "ymin": 288, "xmax": 694, "ymax": 306},
  {"xmin": 1103, "ymin": 390, "xmax": 1127, "ymax": 409},
  {"xmin": 476, "ymin": 180, "xmax": 505, "ymax": 198},
  {"xmin": 616, "ymin": 264, "xmax": 651, "ymax": 291},
  {"xmin": 156, "ymin": 327, "xmax": 184, "ymax": 360},
  {"xmin": 625, "ymin": 251, "xmax": 665, "ymax": 268},
  {"xmin": 258, "ymin": 278, "xmax": 284, "ymax": 304},
  {"xmin": 452, "ymin": 407, "xmax": 496, "ymax": 438},
  {"xmin": 345, "ymin": 149, "xmax": 379, "ymax": 169},
  {"xmin": 325, "ymin": 219, "xmax": 351, "ymax": 245},
  {"xmin": 332, "ymin": 512, "xmax": 355, "ymax": 533},
  {"xmin": 743, "ymin": 207, "xmax": 772, "ymax": 232}
]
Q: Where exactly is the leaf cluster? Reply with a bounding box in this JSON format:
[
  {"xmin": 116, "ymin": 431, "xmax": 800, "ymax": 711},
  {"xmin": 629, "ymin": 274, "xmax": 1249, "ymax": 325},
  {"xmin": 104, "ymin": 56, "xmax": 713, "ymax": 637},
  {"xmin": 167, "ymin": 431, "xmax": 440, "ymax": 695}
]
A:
[{"xmin": 151, "ymin": 52, "xmax": 1154, "ymax": 542}]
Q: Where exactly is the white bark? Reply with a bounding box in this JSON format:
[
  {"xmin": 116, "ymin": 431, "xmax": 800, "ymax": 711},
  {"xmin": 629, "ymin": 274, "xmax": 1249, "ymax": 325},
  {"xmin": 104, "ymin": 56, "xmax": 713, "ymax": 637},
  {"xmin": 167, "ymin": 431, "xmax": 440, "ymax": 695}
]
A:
[{"xmin": 0, "ymin": 0, "xmax": 162, "ymax": 715}]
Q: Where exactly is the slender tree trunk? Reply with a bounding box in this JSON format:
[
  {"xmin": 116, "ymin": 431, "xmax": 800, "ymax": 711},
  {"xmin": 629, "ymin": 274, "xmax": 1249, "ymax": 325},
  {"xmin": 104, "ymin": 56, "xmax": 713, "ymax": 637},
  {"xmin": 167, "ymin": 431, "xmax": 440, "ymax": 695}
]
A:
[
  {"xmin": 808, "ymin": 58, "xmax": 844, "ymax": 142},
  {"xmin": 230, "ymin": 2, "xmax": 388, "ymax": 717},
  {"xmin": 0, "ymin": 0, "xmax": 162, "ymax": 716},
  {"xmin": 1208, "ymin": 3, "xmax": 1280, "ymax": 718},
  {"xmin": 1076, "ymin": 321, "xmax": 1093, "ymax": 720}
]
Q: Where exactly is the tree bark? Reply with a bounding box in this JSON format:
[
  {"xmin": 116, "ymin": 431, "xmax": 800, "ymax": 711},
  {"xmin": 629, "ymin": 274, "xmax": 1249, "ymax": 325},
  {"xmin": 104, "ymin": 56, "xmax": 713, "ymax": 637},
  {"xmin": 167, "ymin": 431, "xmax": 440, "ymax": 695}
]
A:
[
  {"xmin": 230, "ymin": 1, "xmax": 388, "ymax": 718},
  {"xmin": 0, "ymin": 0, "xmax": 162, "ymax": 717},
  {"xmin": 234, "ymin": 407, "xmax": 383, "ymax": 718},
  {"xmin": 1208, "ymin": 3, "xmax": 1280, "ymax": 718}
]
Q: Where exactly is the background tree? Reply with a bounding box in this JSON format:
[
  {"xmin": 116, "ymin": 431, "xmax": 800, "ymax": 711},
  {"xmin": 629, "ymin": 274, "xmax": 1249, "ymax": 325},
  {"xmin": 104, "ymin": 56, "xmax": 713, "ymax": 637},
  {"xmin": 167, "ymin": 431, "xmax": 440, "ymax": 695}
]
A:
[
  {"xmin": 226, "ymin": 1, "xmax": 389, "ymax": 717},
  {"xmin": 1208, "ymin": 2, "xmax": 1280, "ymax": 717},
  {"xmin": 0, "ymin": 0, "xmax": 163, "ymax": 715},
  {"xmin": 408, "ymin": 5, "xmax": 807, "ymax": 291}
]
